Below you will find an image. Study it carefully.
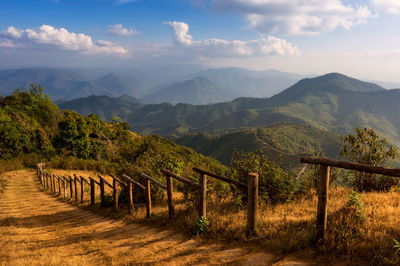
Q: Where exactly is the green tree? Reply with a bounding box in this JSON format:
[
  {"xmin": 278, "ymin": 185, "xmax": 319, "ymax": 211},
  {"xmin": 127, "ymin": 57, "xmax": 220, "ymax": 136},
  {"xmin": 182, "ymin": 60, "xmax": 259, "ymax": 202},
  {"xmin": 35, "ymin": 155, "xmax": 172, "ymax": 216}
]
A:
[
  {"xmin": 341, "ymin": 127, "xmax": 398, "ymax": 191},
  {"xmin": 231, "ymin": 149, "xmax": 294, "ymax": 204}
]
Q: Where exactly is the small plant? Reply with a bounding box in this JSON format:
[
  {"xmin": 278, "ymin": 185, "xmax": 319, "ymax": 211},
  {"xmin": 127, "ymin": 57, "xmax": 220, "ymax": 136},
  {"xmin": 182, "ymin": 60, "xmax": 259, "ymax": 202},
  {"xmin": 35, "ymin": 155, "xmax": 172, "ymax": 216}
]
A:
[
  {"xmin": 394, "ymin": 239, "xmax": 400, "ymax": 255},
  {"xmin": 193, "ymin": 216, "xmax": 209, "ymax": 235},
  {"xmin": 346, "ymin": 190, "xmax": 366, "ymax": 221}
]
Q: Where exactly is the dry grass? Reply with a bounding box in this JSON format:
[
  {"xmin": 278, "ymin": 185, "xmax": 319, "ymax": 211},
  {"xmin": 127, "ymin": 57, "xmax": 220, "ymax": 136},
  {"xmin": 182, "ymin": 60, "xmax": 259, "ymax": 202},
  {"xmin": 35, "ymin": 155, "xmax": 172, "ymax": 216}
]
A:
[
  {"xmin": 47, "ymin": 169, "xmax": 400, "ymax": 264},
  {"xmin": 2, "ymin": 170, "xmax": 303, "ymax": 265}
]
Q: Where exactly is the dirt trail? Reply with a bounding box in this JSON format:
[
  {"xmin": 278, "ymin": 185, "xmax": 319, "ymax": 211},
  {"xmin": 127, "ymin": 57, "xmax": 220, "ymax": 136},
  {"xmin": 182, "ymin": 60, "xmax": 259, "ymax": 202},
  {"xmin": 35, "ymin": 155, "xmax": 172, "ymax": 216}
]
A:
[{"xmin": 0, "ymin": 170, "xmax": 308, "ymax": 265}]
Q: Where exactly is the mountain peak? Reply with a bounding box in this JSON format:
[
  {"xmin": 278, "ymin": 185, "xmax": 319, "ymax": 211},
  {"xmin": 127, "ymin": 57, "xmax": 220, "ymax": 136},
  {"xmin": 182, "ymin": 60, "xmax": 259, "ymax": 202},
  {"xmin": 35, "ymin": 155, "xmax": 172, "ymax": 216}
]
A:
[{"xmin": 272, "ymin": 72, "xmax": 385, "ymax": 102}]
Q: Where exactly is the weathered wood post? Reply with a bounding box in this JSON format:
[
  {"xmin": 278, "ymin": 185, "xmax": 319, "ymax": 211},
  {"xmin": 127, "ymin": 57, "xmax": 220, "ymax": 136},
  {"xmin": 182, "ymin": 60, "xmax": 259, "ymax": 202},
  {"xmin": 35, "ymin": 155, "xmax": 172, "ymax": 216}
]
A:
[
  {"xmin": 90, "ymin": 178, "xmax": 95, "ymax": 205},
  {"xmin": 128, "ymin": 181, "xmax": 134, "ymax": 214},
  {"xmin": 50, "ymin": 174, "xmax": 54, "ymax": 192},
  {"xmin": 53, "ymin": 174, "xmax": 56, "ymax": 193},
  {"xmin": 316, "ymin": 165, "xmax": 330, "ymax": 244},
  {"xmin": 80, "ymin": 177, "xmax": 84, "ymax": 203},
  {"xmin": 199, "ymin": 173, "xmax": 207, "ymax": 218},
  {"xmin": 145, "ymin": 179, "xmax": 151, "ymax": 218},
  {"xmin": 113, "ymin": 178, "xmax": 119, "ymax": 211},
  {"xmin": 166, "ymin": 174, "xmax": 174, "ymax": 220},
  {"xmin": 247, "ymin": 172, "xmax": 259, "ymax": 236},
  {"xmin": 69, "ymin": 176, "xmax": 73, "ymax": 199},
  {"xmin": 44, "ymin": 173, "xmax": 47, "ymax": 190},
  {"xmin": 74, "ymin": 177, "xmax": 78, "ymax": 202},
  {"xmin": 63, "ymin": 177, "xmax": 67, "ymax": 198},
  {"xmin": 99, "ymin": 178, "xmax": 105, "ymax": 207},
  {"xmin": 57, "ymin": 176, "xmax": 61, "ymax": 196}
]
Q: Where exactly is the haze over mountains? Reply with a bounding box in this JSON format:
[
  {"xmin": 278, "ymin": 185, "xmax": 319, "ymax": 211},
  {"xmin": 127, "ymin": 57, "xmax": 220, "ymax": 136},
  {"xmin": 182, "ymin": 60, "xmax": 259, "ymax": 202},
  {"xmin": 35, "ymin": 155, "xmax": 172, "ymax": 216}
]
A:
[
  {"xmin": 0, "ymin": 67, "xmax": 305, "ymax": 104},
  {"xmin": 57, "ymin": 72, "xmax": 400, "ymax": 148}
]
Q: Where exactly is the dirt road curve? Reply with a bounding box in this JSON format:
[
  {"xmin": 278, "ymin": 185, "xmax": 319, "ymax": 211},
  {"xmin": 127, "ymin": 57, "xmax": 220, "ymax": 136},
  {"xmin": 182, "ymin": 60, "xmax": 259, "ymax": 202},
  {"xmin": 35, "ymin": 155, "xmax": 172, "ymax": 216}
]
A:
[{"xmin": 0, "ymin": 170, "xmax": 307, "ymax": 265}]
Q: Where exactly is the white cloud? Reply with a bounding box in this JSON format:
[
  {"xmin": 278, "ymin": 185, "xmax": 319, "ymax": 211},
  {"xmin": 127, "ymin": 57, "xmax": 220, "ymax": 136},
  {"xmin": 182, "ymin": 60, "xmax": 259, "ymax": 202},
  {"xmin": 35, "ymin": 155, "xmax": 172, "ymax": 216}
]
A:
[
  {"xmin": 107, "ymin": 24, "xmax": 139, "ymax": 36},
  {"xmin": 0, "ymin": 39, "xmax": 19, "ymax": 48},
  {"xmin": 164, "ymin": 21, "xmax": 299, "ymax": 57},
  {"xmin": 163, "ymin": 22, "xmax": 193, "ymax": 46},
  {"xmin": 0, "ymin": 25, "xmax": 129, "ymax": 56},
  {"xmin": 371, "ymin": 0, "xmax": 400, "ymax": 14},
  {"xmin": 211, "ymin": 0, "xmax": 373, "ymax": 35}
]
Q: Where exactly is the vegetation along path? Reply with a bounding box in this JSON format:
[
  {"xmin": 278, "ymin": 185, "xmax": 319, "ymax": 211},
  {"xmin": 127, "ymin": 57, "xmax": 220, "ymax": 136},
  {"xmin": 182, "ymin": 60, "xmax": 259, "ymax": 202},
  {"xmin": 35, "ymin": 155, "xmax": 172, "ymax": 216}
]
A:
[{"xmin": 0, "ymin": 170, "xmax": 307, "ymax": 265}]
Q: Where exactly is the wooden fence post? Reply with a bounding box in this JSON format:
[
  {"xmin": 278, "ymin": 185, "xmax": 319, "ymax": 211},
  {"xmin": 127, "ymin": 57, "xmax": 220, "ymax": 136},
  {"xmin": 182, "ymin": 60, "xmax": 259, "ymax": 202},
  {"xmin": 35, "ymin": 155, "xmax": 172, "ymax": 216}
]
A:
[
  {"xmin": 90, "ymin": 178, "xmax": 95, "ymax": 205},
  {"xmin": 50, "ymin": 174, "xmax": 54, "ymax": 192},
  {"xmin": 63, "ymin": 178, "xmax": 66, "ymax": 198},
  {"xmin": 113, "ymin": 178, "xmax": 119, "ymax": 211},
  {"xmin": 316, "ymin": 165, "xmax": 330, "ymax": 244},
  {"xmin": 69, "ymin": 176, "xmax": 73, "ymax": 199},
  {"xmin": 128, "ymin": 181, "xmax": 134, "ymax": 214},
  {"xmin": 145, "ymin": 179, "xmax": 151, "ymax": 218},
  {"xmin": 74, "ymin": 177, "xmax": 78, "ymax": 202},
  {"xmin": 52, "ymin": 175, "xmax": 56, "ymax": 193},
  {"xmin": 166, "ymin": 175, "xmax": 174, "ymax": 220},
  {"xmin": 199, "ymin": 174, "xmax": 207, "ymax": 218},
  {"xmin": 247, "ymin": 172, "xmax": 258, "ymax": 236},
  {"xmin": 57, "ymin": 176, "xmax": 61, "ymax": 196},
  {"xmin": 99, "ymin": 178, "xmax": 105, "ymax": 207},
  {"xmin": 44, "ymin": 173, "xmax": 47, "ymax": 190},
  {"xmin": 80, "ymin": 177, "xmax": 84, "ymax": 203}
]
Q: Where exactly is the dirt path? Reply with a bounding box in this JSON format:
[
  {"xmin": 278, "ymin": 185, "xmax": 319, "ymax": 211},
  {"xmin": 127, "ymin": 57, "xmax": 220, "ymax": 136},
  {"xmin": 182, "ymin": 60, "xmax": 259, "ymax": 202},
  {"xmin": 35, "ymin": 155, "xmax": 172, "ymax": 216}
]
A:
[{"xmin": 0, "ymin": 170, "xmax": 308, "ymax": 265}]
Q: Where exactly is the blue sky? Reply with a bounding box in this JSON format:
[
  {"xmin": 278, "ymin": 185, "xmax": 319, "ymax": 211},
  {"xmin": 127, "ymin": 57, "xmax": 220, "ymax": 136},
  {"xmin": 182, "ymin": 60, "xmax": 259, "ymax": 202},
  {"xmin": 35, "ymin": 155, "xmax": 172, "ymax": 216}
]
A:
[{"xmin": 1, "ymin": 0, "xmax": 400, "ymax": 82}]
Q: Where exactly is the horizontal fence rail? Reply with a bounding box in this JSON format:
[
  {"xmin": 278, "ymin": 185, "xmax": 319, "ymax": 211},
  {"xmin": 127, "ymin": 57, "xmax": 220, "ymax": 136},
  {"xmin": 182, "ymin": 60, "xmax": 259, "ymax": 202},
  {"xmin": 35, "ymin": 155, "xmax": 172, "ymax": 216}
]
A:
[{"xmin": 36, "ymin": 163, "xmax": 261, "ymax": 238}]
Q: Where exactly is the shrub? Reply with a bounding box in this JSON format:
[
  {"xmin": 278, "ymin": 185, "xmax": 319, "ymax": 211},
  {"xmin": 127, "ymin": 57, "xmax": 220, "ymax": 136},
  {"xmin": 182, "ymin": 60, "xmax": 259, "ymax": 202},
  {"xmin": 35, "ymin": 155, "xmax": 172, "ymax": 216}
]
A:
[
  {"xmin": 324, "ymin": 191, "xmax": 366, "ymax": 254},
  {"xmin": 231, "ymin": 149, "xmax": 295, "ymax": 204},
  {"xmin": 193, "ymin": 216, "xmax": 209, "ymax": 235}
]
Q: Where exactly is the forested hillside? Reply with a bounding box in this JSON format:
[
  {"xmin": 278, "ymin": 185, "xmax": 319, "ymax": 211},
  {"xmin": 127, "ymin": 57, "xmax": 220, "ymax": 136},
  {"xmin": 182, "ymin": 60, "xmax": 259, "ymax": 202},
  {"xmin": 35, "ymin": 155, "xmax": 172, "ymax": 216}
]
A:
[
  {"xmin": 0, "ymin": 85, "xmax": 228, "ymax": 181},
  {"xmin": 171, "ymin": 123, "xmax": 341, "ymax": 169}
]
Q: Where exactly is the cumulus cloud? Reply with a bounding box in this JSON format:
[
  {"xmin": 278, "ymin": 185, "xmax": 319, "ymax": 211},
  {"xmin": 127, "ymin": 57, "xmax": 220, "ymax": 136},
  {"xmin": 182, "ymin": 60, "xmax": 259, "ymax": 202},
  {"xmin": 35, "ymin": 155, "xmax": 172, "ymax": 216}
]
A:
[
  {"xmin": 164, "ymin": 21, "xmax": 299, "ymax": 57},
  {"xmin": 211, "ymin": 0, "xmax": 373, "ymax": 35},
  {"xmin": 0, "ymin": 25, "xmax": 129, "ymax": 56},
  {"xmin": 371, "ymin": 0, "xmax": 400, "ymax": 14},
  {"xmin": 107, "ymin": 24, "xmax": 139, "ymax": 36}
]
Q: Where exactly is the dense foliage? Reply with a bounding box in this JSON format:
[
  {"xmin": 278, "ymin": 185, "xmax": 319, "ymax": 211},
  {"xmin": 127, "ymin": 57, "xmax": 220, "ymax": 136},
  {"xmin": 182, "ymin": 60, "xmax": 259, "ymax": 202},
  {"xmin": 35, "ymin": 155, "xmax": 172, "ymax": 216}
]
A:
[
  {"xmin": 341, "ymin": 127, "xmax": 398, "ymax": 191},
  {"xmin": 0, "ymin": 85, "xmax": 229, "ymax": 198},
  {"xmin": 230, "ymin": 149, "xmax": 295, "ymax": 204}
]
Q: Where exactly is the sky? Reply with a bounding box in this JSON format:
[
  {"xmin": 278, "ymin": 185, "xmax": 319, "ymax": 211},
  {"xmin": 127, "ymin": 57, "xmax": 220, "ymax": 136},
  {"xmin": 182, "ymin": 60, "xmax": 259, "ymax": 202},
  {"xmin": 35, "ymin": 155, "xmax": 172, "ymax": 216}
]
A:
[{"xmin": 1, "ymin": 0, "xmax": 400, "ymax": 82}]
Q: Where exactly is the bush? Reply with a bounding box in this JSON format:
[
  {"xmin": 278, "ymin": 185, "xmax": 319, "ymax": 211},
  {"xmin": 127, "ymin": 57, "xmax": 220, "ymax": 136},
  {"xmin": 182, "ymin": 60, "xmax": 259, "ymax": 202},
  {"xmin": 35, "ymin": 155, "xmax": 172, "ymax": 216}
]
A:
[
  {"xmin": 324, "ymin": 191, "xmax": 366, "ymax": 254},
  {"xmin": 230, "ymin": 149, "xmax": 295, "ymax": 204},
  {"xmin": 193, "ymin": 216, "xmax": 209, "ymax": 235}
]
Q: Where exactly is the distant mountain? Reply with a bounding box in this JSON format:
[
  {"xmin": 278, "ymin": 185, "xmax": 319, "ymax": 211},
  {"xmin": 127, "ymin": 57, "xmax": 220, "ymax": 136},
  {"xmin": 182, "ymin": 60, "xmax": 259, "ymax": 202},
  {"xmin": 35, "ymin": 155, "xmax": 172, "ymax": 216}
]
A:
[
  {"xmin": 147, "ymin": 68, "xmax": 306, "ymax": 104},
  {"xmin": 187, "ymin": 68, "xmax": 305, "ymax": 98},
  {"xmin": 59, "ymin": 95, "xmax": 148, "ymax": 121},
  {"xmin": 148, "ymin": 76, "xmax": 237, "ymax": 105},
  {"xmin": 123, "ymin": 73, "xmax": 400, "ymax": 147},
  {"xmin": 0, "ymin": 67, "xmax": 150, "ymax": 100},
  {"xmin": 171, "ymin": 123, "xmax": 341, "ymax": 170}
]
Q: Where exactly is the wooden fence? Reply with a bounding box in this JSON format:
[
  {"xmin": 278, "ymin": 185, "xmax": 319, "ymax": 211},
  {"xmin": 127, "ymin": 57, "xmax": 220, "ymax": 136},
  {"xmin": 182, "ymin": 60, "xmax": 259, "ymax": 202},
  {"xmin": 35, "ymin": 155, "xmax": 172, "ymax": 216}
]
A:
[
  {"xmin": 37, "ymin": 157, "xmax": 399, "ymax": 243},
  {"xmin": 36, "ymin": 163, "xmax": 259, "ymax": 236}
]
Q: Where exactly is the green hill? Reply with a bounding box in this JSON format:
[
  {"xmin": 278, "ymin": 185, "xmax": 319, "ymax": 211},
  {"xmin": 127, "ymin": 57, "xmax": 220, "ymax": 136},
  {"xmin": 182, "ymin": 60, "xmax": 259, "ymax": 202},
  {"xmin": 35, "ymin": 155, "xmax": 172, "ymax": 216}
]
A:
[
  {"xmin": 171, "ymin": 123, "xmax": 341, "ymax": 170},
  {"xmin": 0, "ymin": 85, "xmax": 228, "ymax": 182}
]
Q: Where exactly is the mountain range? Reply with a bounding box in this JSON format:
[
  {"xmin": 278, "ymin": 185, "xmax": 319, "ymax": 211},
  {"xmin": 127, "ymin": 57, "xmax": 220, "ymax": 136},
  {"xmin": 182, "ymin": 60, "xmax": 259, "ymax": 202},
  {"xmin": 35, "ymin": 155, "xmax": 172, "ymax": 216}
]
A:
[
  {"xmin": 57, "ymin": 72, "xmax": 400, "ymax": 148},
  {"xmin": 0, "ymin": 67, "xmax": 305, "ymax": 103}
]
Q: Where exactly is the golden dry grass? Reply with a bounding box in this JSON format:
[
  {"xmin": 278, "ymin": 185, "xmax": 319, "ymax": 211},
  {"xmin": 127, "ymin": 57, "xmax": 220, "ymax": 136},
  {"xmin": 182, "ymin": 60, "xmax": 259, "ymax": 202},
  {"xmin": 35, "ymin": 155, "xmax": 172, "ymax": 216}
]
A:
[
  {"xmin": 3, "ymin": 169, "xmax": 400, "ymax": 265},
  {"xmin": 0, "ymin": 170, "xmax": 308, "ymax": 265}
]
